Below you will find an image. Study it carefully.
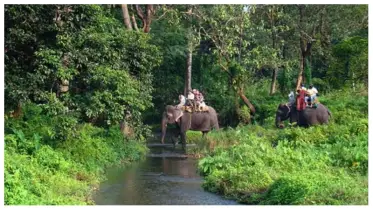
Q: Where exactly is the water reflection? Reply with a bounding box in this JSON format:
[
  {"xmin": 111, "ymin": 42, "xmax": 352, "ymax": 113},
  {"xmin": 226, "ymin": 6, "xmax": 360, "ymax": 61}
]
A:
[{"xmin": 94, "ymin": 154, "xmax": 237, "ymax": 205}]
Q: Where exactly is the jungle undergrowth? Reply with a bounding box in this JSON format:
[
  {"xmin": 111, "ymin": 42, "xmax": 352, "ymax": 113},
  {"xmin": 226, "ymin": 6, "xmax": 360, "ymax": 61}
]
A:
[
  {"xmin": 4, "ymin": 103, "xmax": 149, "ymax": 205},
  {"xmin": 185, "ymin": 88, "xmax": 368, "ymax": 205}
]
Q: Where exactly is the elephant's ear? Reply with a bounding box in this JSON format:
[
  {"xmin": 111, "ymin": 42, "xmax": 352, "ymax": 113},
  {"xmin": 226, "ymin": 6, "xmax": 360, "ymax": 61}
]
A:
[
  {"xmin": 174, "ymin": 110, "xmax": 183, "ymax": 122},
  {"xmin": 278, "ymin": 103, "xmax": 284, "ymax": 108}
]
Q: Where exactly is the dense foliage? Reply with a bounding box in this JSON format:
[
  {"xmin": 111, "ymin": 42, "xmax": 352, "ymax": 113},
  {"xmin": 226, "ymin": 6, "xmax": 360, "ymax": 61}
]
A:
[
  {"xmin": 5, "ymin": 103, "xmax": 148, "ymax": 204},
  {"xmin": 146, "ymin": 4, "xmax": 367, "ymax": 125},
  {"xmin": 193, "ymin": 89, "xmax": 368, "ymax": 204},
  {"xmin": 4, "ymin": 4, "xmax": 368, "ymax": 205},
  {"xmin": 5, "ymin": 5, "xmax": 161, "ymax": 128},
  {"xmin": 4, "ymin": 5, "xmax": 157, "ymax": 205}
]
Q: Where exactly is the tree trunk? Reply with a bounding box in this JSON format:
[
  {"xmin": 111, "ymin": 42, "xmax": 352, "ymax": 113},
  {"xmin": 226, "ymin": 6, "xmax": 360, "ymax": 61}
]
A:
[
  {"xmin": 121, "ymin": 4, "xmax": 132, "ymax": 30},
  {"xmin": 10, "ymin": 102, "xmax": 22, "ymax": 118},
  {"xmin": 144, "ymin": 5, "xmax": 153, "ymax": 33},
  {"xmin": 270, "ymin": 67, "xmax": 278, "ymax": 95},
  {"xmin": 296, "ymin": 5, "xmax": 305, "ymax": 90},
  {"xmin": 269, "ymin": 6, "xmax": 278, "ymax": 95},
  {"xmin": 135, "ymin": 5, "xmax": 154, "ymax": 33},
  {"xmin": 296, "ymin": 5, "xmax": 315, "ymax": 90},
  {"xmin": 234, "ymin": 93, "xmax": 241, "ymax": 122},
  {"xmin": 131, "ymin": 14, "xmax": 139, "ymax": 31},
  {"xmin": 184, "ymin": 6, "xmax": 193, "ymax": 96},
  {"xmin": 238, "ymin": 87, "xmax": 256, "ymax": 114},
  {"xmin": 296, "ymin": 53, "xmax": 305, "ymax": 90},
  {"xmin": 184, "ymin": 48, "xmax": 192, "ymax": 96}
]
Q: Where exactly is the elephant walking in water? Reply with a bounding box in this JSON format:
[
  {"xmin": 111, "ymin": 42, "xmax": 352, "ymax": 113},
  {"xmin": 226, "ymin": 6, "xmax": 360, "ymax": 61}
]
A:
[
  {"xmin": 275, "ymin": 103, "xmax": 331, "ymax": 128},
  {"xmin": 161, "ymin": 105, "xmax": 219, "ymax": 151}
]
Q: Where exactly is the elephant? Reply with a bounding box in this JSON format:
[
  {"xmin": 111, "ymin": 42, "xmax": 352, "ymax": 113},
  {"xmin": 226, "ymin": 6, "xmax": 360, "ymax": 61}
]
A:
[
  {"xmin": 275, "ymin": 103, "xmax": 331, "ymax": 128},
  {"xmin": 161, "ymin": 105, "xmax": 219, "ymax": 151}
]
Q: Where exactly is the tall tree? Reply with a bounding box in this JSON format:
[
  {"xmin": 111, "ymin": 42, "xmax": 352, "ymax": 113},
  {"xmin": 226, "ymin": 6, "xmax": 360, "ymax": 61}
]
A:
[
  {"xmin": 135, "ymin": 5, "xmax": 155, "ymax": 33},
  {"xmin": 196, "ymin": 5, "xmax": 256, "ymax": 116},
  {"xmin": 5, "ymin": 5, "xmax": 162, "ymax": 126},
  {"xmin": 121, "ymin": 4, "xmax": 133, "ymax": 30},
  {"xmin": 184, "ymin": 6, "xmax": 193, "ymax": 96},
  {"xmin": 268, "ymin": 6, "xmax": 280, "ymax": 94},
  {"xmin": 251, "ymin": 5, "xmax": 290, "ymax": 95},
  {"xmin": 295, "ymin": 5, "xmax": 324, "ymax": 90}
]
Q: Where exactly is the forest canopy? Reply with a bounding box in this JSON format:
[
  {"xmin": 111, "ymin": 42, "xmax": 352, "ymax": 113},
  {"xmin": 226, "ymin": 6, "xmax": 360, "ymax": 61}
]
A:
[{"xmin": 5, "ymin": 4, "xmax": 368, "ymax": 126}]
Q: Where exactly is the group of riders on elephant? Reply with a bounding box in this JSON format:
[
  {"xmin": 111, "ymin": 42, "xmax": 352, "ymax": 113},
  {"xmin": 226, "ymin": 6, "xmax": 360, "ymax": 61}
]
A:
[
  {"xmin": 276, "ymin": 86, "xmax": 331, "ymax": 128},
  {"xmin": 275, "ymin": 103, "xmax": 331, "ymax": 129},
  {"xmin": 161, "ymin": 104, "xmax": 219, "ymax": 151},
  {"xmin": 160, "ymin": 87, "xmax": 331, "ymax": 152}
]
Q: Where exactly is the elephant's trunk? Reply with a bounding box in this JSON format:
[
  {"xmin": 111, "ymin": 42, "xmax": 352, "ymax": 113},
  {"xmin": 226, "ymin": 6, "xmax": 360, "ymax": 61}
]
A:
[
  {"xmin": 275, "ymin": 114, "xmax": 284, "ymax": 129},
  {"xmin": 161, "ymin": 115, "xmax": 168, "ymax": 144}
]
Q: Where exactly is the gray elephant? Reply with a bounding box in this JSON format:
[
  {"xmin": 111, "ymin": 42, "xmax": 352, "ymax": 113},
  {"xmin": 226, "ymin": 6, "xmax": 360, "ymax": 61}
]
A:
[
  {"xmin": 161, "ymin": 105, "xmax": 219, "ymax": 151},
  {"xmin": 275, "ymin": 103, "xmax": 331, "ymax": 128}
]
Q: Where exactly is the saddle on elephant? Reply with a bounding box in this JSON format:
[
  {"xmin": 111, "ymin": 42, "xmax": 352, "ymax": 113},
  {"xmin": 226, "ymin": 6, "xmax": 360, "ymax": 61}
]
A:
[
  {"xmin": 176, "ymin": 89, "xmax": 209, "ymax": 113},
  {"xmin": 180, "ymin": 104, "xmax": 209, "ymax": 112}
]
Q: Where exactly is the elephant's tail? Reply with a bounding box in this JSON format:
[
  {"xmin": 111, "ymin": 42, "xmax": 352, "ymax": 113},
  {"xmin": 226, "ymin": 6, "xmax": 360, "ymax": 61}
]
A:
[
  {"xmin": 327, "ymin": 109, "xmax": 332, "ymax": 119},
  {"xmin": 214, "ymin": 123, "xmax": 220, "ymax": 130}
]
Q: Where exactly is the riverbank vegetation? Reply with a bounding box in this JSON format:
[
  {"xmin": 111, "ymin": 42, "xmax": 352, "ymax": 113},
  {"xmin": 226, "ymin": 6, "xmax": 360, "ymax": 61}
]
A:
[
  {"xmin": 4, "ymin": 5, "xmax": 155, "ymax": 204},
  {"xmin": 5, "ymin": 4, "xmax": 367, "ymax": 205},
  {"xmin": 4, "ymin": 103, "xmax": 148, "ymax": 204},
  {"xmin": 194, "ymin": 88, "xmax": 368, "ymax": 204}
]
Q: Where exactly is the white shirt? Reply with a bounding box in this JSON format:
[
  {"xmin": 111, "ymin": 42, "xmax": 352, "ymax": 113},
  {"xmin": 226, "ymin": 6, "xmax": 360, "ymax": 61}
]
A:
[
  {"xmin": 288, "ymin": 91, "xmax": 295, "ymax": 104},
  {"xmin": 187, "ymin": 92, "xmax": 195, "ymax": 100},
  {"xmin": 308, "ymin": 87, "xmax": 318, "ymax": 96}
]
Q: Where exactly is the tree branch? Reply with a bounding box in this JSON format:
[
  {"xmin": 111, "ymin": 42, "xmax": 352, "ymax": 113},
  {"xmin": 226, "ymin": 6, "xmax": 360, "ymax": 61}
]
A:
[
  {"xmin": 135, "ymin": 5, "xmax": 144, "ymax": 20},
  {"xmin": 180, "ymin": 11, "xmax": 202, "ymax": 19},
  {"xmin": 135, "ymin": 4, "xmax": 146, "ymax": 30},
  {"xmin": 155, "ymin": 9, "xmax": 169, "ymax": 21}
]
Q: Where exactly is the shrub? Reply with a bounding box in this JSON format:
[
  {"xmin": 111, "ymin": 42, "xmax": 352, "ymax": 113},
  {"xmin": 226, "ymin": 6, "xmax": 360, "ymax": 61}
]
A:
[
  {"xmin": 263, "ymin": 176, "xmax": 309, "ymax": 205},
  {"xmin": 4, "ymin": 102, "xmax": 148, "ymax": 205},
  {"xmin": 197, "ymin": 89, "xmax": 368, "ymax": 204}
]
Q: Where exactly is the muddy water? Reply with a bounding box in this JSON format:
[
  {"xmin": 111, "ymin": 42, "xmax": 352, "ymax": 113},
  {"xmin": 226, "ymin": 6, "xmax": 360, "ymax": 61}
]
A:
[{"xmin": 94, "ymin": 145, "xmax": 237, "ymax": 205}]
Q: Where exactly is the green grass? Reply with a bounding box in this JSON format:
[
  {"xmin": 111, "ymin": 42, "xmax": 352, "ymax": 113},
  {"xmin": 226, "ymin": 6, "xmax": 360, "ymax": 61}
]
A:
[
  {"xmin": 195, "ymin": 88, "xmax": 368, "ymax": 205},
  {"xmin": 4, "ymin": 103, "xmax": 148, "ymax": 205}
]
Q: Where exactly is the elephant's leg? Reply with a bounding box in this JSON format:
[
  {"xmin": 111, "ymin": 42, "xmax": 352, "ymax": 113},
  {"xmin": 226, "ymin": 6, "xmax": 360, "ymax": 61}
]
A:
[
  {"xmin": 171, "ymin": 135, "xmax": 177, "ymax": 146},
  {"xmin": 180, "ymin": 132, "xmax": 187, "ymax": 153},
  {"xmin": 171, "ymin": 132, "xmax": 181, "ymax": 147},
  {"xmin": 202, "ymin": 131, "xmax": 209, "ymax": 138}
]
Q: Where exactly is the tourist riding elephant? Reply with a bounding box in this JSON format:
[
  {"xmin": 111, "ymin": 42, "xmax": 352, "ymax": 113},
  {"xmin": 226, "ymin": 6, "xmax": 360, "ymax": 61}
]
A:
[
  {"xmin": 275, "ymin": 103, "xmax": 331, "ymax": 128},
  {"xmin": 161, "ymin": 105, "xmax": 219, "ymax": 151}
]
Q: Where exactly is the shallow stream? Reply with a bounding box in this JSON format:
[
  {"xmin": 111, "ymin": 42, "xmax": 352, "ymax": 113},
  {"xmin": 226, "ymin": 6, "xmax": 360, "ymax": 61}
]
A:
[{"xmin": 94, "ymin": 142, "xmax": 237, "ymax": 205}]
